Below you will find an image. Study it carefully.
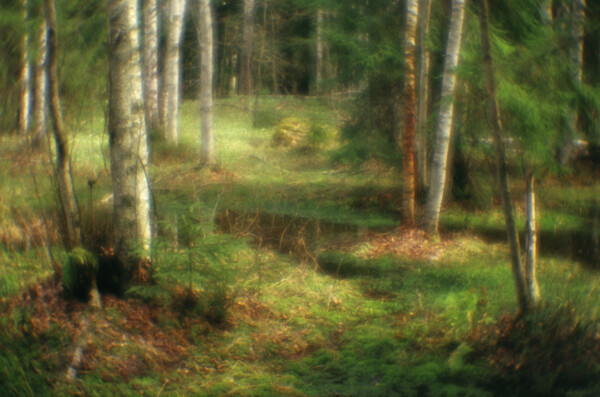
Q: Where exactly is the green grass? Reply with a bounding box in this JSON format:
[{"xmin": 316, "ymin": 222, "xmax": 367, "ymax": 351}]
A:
[{"xmin": 1, "ymin": 96, "xmax": 600, "ymax": 395}]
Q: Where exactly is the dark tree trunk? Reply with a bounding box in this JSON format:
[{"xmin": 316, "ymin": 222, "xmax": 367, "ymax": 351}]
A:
[{"xmin": 476, "ymin": 0, "xmax": 530, "ymax": 313}]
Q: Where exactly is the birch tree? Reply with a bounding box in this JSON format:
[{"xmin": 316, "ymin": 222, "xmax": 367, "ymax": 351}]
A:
[
  {"xmin": 142, "ymin": 0, "xmax": 159, "ymax": 130},
  {"xmin": 423, "ymin": 0, "xmax": 466, "ymax": 235},
  {"xmin": 402, "ymin": 0, "xmax": 418, "ymax": 224},
  {"xmin": 18, "ymin": 0, "xmax": 31, "ymax": 137},
  {"xmin": 44, "ymin": 0, "xmax": 82, "ymax": 249},
  {"xmin": 32, "ymin": 19, "xmax": 48, "ymax": 146},
  {"xmin": 199, "ymin": 0, "xmax": 215, "ymax": 166},
  {"xmin": 161, "ymin": 0, "xmax": 187, "ymax": 142},
  {"xmin": 107, "ymin": 0, "xmax": 152, "ymax": 277},
  {"xmin": 525, "ymin": 173, "xmax": 541, "ymax": 304},
  {"xmin": 477, "ymin": 0, "xmax": 529, "ymax": 313}
]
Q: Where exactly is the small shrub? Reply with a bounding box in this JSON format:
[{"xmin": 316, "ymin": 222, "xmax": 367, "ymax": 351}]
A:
[
  {"xmin": 153, "ymin": 211, "xmax": 250, "ymax": 325},
  {"xmin": 62, "ymin": 247, "xmax": 99, "ymax": 302},
  {"xmin": 272, "ymin": 117, "xmax": 310, "ymax": 147},
  {"xmin": 301, "ymin": 123, "xmax": 336, "ymax": 152}
]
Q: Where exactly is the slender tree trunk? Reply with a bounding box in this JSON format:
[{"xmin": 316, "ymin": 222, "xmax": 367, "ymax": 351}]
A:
[
  {"xmin": 143, "ymin": 0, "xmax": 159, "ymax": 131},
  {"xmin": 19, "ymin": 0, "xmax": 31, "ymax": 137},
  {"xmin": 423, "ymin": 0, "xmax": 465, "ymax": 235},
  {"xmin": 402, "ymin": 0, "xmax": 419, "ymax": 224},
  {"xmin": 108, "ymin": 0, "xmax": 152, "ymax": 277},
  {"xmin": 162, "ymin": 0, "xmax": 186, "ymax": 142},
  {"xmin": 540, "ymin": 0, "xmax": 553, "ymax": 23},
  {"xmin": 33, "ymin": 19, "xmax": 48, "ymax": 147},
  {"xmin": 199, "ymin": 0, "xmax": 215, "ymax": 166},
  {"xmin": 477, "ymin": 0, "xmax": 529, "ymax": 313},
  {"xmin": 525, "ymin": 172, "xmax": 541, "ymax": 304},
  {"xmin": 416, "ymin": 0, "xmax": 432, "ymax": 197},
  {"xmin": 315, "ymin": 8, "xmax": 324, "ymax": 94},
  {"xmin": 44, "ymin": 0, "xmax": 82, "ymax": 250},
  {"xmin": 567, "ymin": 0, "xmax": 585, "ymax": 135},
  {"xmin": 240, "ymin": 0, "xmax": 255, "ymax": 96}
]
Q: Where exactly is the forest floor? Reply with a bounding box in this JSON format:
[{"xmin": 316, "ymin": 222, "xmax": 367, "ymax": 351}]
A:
[{"xmin": 1, "ymin": 96, "xmax": 600, "ymax": 396}]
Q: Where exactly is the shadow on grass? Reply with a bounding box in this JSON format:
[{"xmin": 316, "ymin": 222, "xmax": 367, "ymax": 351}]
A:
[{"xmin": 442, "ymin": 218, "xmax": 600, "ymax": 269}]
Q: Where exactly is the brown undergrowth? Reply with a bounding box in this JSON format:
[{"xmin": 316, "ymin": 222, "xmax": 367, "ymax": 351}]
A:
[
  {"xmin": 3, "ymin": 279, "xmax": 200, "ymax": 382},
  {"xmin": 326, "ymin": 226, "xmax": 453, "ymax": 262}
]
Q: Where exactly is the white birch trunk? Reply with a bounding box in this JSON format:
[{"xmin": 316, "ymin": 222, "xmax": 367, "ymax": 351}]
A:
[
  {"xmin": 162, "ymin": 0, "xmax": 187, "ymax": 142},
  {"xmin": 33, "ymin": 19, "xmax": 48, "ymax": 145},
  {"xmin": 142, "ymin": 0, "xmax": 159, "ymax": 130},
  {"xmin": 19, "ymin": 0, "xmax": 31, "ymax": 136},
  {"xmin": 108, "ymin": 0, "xmax": 152, "ymax": 269},
  {"xmin": 199, "ymin": 0, "xmax": 215, "ymax": 166},
  {"xmin": 423, "ymin": 0, "xmax": 465, "ymax": 235},
  {"xmin": 525, "ymin": 173, "xmax": 541, "ymax": 304}
]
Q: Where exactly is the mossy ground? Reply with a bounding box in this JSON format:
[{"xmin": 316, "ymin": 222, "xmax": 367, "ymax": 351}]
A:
[{"xmin": 1, "ymin": 96, "xmax": 600, "ymax": 396}]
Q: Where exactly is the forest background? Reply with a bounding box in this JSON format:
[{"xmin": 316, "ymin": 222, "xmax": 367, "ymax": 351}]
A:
[{"xmin": 1, "ymin": 0, "xmax": 600, "ymax": 395}]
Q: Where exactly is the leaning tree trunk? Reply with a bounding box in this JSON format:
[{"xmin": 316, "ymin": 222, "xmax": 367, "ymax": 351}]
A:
[
  {"xmin": 525, "ymin": 172, "xmax": 541, "ymax": 304},
  {"xmin": 19, "ymin": 0, "xmax": 31, "ymax": 137},
  {"xmin": 142, "ymin": 0, "xmax": 160, "ymax": 131},
  {"xmin": 416, "ymin": 0, "xmax": 432, "ymax": 197},
  {"xmin": 199, "ymin": 0, "xmax": 215, "ymax": 166},
  {"xmin": 401, "ymin": 0, "xmax": 419, "ymax": 224},
  {"xmin": 477, "ymin": 0, "xmax": 529, "ymax": 313},
  {"xmin": 32, "ymin": 19, "xmax": 48, "ymax": 147},
  {"xmin": 44, "ymin": 0, "xmax": 81, "ymax": 250},
  {"xmin": 161, "ymin": 0, "xmax": 186, "ymax": 142},
  {"xmin": 240, "ymin": 0, "xmax": 255, "ymax": 96},
  {"xmin": 423, "ymin": 0, "xmax": 466, "ymax": 236},
  {"xmin": 108, "ymin": 0, "xmax": 152, "ymax": 279}
]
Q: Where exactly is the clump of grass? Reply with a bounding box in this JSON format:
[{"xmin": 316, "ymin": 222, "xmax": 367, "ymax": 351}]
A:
[{"xmin": 469, "ymin": 305, "xmax": 600, "ymax": 395}]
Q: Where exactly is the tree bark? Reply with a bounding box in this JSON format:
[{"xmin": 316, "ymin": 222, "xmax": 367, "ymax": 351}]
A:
[
  {"xmin": 423, "ymin": 0, "xmax": 465, "ymax": 236},
  {"xmin": 44, "ymin": 0, "xmax": 82, "ymax": 250},
  {"xmin": 567, "ymin": 0, "xmax": 585, "ymax": 135},
  {"xmin": 161, "ymin": 0, "xmax": 187, "ymax": 142},
  {"xmin": 540, "ymin": 0, "xmax": 553, "ymax": 23},
  {"xmin": 33, "ymin": 19, "xmax": 48, "ymax": 147},
  {"xmin": 142, "ymin": 0, "xmax": 159, "ymax": 131},
  {"xmin": 19, "ymin": 0, "xmax": 31, "ymax": 137},
  {"xmin": 476, "ymin": 0, "xmax": 529, "ymax": 313},
  {"xmin": 107, "ymin": 0, "xmax": 152, "ymax": 275},
  {"xmin": 402, "ymin": 0, "xmax": 419, "ymax": 224},
  {"xmin": 199, "ymin": 0, "xmax": 215, "ymax": 166},
  {"xmin": 240, "ymin": 0, "xmax": 255, "ymax": 96},
  {"xmin": 315, "ymin": 8, "xmax": 324, "ymax": 94},
  {"xmin": 416, "ymin": 0, "xmax": 432, "ymax": 197},
  {"xmin": 525, "ymin": 172, "xmax": 541, "ymax": 304}
]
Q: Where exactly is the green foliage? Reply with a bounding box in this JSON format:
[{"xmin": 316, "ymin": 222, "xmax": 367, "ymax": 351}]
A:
[
  {"xmin": 153, "ymin": 209, "xmax": 251, "ymax": 324},
  {"xmin": 62, "ymin": 247, "xmax": 98, "ymax": 301}
]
